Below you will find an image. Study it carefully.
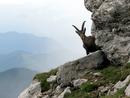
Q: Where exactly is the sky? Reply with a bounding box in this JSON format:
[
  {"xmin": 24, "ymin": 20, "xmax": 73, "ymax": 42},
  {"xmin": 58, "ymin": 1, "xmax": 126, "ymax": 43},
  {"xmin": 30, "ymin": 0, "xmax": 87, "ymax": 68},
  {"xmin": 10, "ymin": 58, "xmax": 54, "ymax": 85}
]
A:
[{"xmin": 0, "ymin": 0, "xmax": 92, "ymax": 55}]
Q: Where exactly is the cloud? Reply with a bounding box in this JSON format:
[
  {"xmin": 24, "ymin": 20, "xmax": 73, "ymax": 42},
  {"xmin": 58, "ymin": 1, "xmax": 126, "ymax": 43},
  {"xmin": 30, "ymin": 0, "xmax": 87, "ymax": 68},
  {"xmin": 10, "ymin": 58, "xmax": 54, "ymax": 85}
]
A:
[
  {"xmin": 0, "ymin": 0, "xmax": 48, "ymax": 7},
  {"xmin": 0, "ymin": 0, "xmax": 23, "ymax": 5}
]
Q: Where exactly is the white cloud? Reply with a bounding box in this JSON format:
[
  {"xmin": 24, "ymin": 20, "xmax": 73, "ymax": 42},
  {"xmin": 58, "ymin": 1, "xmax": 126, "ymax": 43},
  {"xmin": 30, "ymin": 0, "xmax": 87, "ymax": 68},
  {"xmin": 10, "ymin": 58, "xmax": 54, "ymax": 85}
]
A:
[
  {"xmin": 0, "ymin": 0, "xmax": 23, "ymax": 5},
  {"xmin": 0, "ymin": 0, "xmax": 47, "ymax": 6}
]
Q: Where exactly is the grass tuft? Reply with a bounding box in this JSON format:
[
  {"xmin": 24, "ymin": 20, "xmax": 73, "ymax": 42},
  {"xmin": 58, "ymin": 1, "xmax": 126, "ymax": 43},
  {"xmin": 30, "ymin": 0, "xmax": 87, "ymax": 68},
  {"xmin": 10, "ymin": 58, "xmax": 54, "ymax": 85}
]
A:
[{"xmin": 33, "ymin": 68, "xmax": 57, "ymax": 92}]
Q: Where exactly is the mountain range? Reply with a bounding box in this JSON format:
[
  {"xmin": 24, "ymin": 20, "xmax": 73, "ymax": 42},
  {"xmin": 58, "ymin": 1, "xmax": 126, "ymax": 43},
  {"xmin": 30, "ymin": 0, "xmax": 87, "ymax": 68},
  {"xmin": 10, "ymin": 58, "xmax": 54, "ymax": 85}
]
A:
[
  {"xmin": 0, "ymin": 32, "xmax": 81, "ymax": 98},
  {"xmin": 0, "ymin": 68, "xmax": 36, "ymax": 98},
  {"xmin": 0, "ymin": 32, "xmax": 80, "ymax": 72},
  {"xmin": 0, "ymin": 31, "xmax": 61, "ymax": 54}
]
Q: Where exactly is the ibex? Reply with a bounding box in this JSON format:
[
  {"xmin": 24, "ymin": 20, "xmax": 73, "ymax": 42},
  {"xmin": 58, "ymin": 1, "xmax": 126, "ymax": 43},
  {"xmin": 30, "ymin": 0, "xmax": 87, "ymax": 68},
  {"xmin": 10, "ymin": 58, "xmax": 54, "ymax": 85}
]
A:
[{"xmin": 72, "ymin": 21, "xmax": 100, "ymax": 55}]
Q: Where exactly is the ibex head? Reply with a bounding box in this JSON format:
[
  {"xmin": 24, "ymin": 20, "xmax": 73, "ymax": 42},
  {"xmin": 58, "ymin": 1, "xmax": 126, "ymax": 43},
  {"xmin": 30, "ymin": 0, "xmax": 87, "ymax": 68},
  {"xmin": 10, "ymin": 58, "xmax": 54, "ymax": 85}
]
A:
[{"xmin": 72, "ymin": 21, "xmax": 86, "ymax": 40}]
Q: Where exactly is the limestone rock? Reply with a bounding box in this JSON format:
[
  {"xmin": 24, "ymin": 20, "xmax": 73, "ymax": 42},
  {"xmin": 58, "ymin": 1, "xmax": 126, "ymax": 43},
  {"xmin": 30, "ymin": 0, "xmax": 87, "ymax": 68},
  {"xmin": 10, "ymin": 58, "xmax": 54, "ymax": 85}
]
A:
[
  {"xmin": 84, "ymin": 0, "xmax": 130, "ymax": 65},
  {"xmin": 125, "ymin": 84, "xmax": 130, "ymax": 97},
  {"xmin": 47, "ymin": 75, "xmax": 57, "ymax": 83},
  {"xmin": 57, "ymin": 87, "xmax": 71, "ymax": 98},
  {"xmin": 18, "ymin": 82, "xmax": 41, "ymax": 98},
  {"xmin": 93, "ymin": 72, "xmax": 101, "ymax": 76},
  {"xmin": 108, "ymin": 75, "xmax": 130, "ymax": 95},
  {"xmin": 54, "ymin": 85, "xmax": 64, "ymax": 95},
  {"xmin": 57, "ymin": 50, "xmax": 106, "ymax": 87},
  {"xmin": 114, "ymin": 75, "xmax": 130, "ymax": 90},
  {"xmin": 72, "ymin": 79, "xmax": 88, "ymax": 88},
  {"xmin": 42, "ymin": 95, "xmax": 49, "ymax": 98},
  {"xmin": 98, "ymin": 86, "xmax": 110, "ymax": 93},
  {"xmin": 84, "ymin": 0, "xmax": 104, "ymax": 12}
]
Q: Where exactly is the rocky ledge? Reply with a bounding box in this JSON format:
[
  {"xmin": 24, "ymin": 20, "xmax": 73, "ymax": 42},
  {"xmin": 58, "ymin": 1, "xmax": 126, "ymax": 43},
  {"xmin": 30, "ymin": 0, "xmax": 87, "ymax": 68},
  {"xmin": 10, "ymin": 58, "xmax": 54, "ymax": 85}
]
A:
[{"xmin": 18, "ymin": 50, "xmax": 130, "ymax": 98}]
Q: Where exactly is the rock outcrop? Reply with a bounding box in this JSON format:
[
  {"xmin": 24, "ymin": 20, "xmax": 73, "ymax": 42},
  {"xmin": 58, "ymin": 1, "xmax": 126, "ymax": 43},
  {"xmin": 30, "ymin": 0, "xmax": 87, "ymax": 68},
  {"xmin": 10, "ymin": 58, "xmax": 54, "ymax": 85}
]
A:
[
  {"xmin": 85, "ymin": 0, "xmax": 130, "ymax": 65},
  {"xmin": 18, "ymin": 50, "xmax": 106, "ymax": 98},
  {"xmin": 57, "ymin": 50, "xmax": 106, "ymax": 87},
  {"xmin": 114, "ymin": 75, "xmax": 130, "ymax": 90},
  {"xmin": 72, "ymin": 79, "xmax": 88, "ymax": 88},
  {"xmin": 125, "ymin": 84, "xmax": 130, "ymax": 97},
  {"xmin": 47, "ymin": 75, "xmax": 57, "ymax": 83},
  {"xmin": 18, "ymin": 82, "xmax": 41, "ymax": 98},
  {"xmin": 57, "ymin": 87, "xmax": 71, "ymax": 98},
  {"xmin": 107, "ymin": 75, "xmax": 130, "ymax": 95}
]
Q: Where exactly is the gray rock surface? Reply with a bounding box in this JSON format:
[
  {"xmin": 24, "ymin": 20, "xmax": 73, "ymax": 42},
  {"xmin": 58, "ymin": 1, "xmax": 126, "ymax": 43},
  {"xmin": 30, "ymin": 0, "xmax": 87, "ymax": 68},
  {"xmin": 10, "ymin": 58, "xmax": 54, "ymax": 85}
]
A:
[
  {"xmin": 57, "ymin": 87, "xmax": 71, "ymax": 98},
  {"xmin": 98, "ymin": 86, "xmax": 110, "ymax": 93},
  {"xmin": 42, "ymin": 95, "xmax": 49, "ymax": 98},
  {"xmin": 84, "ymin": 0, "xmax": 130, "ymax": 65},
  {"xmin": 47, "ymin": 75, "xmax": 57, "ymax": 83},
  {"xmin": 18, "ymin": 82, "xmax": 41, "ymax": 98},
  {"xmin": 72, "ymin": 79, "xmax": 88, "ymax": 88},
  {"xmin": 125, "ymin": 84, "xmax": 130, "ymax": 97},
  {"xmin": 57, "ymin": 50, "xmax": 106, "ymax": 86},
  {"xmin": 84, "ymin": 0, "xmax": 104, "ymax": 12},
  {"xmin": 54, "ymin": 85, "xmax": 64, "ymax": 95},
  {"xmin": 107, "ymin": 75, "xmax": 130, "ymax": 95},
  {"xmin": 93, "ymin": 72, "xmax": 101, "ymax": 76},
  {"xmin": 114, "ymin": 75, "xmax": 130, "ymax": 90}
]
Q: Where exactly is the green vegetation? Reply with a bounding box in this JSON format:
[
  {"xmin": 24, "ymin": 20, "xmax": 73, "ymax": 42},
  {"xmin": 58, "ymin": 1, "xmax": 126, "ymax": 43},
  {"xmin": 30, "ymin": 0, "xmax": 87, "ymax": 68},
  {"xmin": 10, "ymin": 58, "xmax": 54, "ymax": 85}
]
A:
[
  {"xmin": 33, "ymin": 68, "xmax": 57, "ymax": 92},
  {"xmin": 80, "ymin": 82, "xmax": 98, "ymax": 92},
  {"xmin": 100, "ymin": 65, "xmax": 130, "ymax": 83},
  {"xmin": 99, "ymin": 66, "xmax": 122, "ymax": 84},
  {"xmin": 65, "ymin": 88, "xmax": 126, "ymax": 98},
  {"xmin": 33, "ymin": 63, "xmax": 130, "ymax": 97},
  {"xmin": 64, "ymin": 89, "xmax": 95, "ymax": 98},
  {"xmin": 65, "ymin": 81, "xmax": 98, "ymax": 98},
  {"xmin": 65, "ymin": 64, "xmax": 130, "ymax": 98}
]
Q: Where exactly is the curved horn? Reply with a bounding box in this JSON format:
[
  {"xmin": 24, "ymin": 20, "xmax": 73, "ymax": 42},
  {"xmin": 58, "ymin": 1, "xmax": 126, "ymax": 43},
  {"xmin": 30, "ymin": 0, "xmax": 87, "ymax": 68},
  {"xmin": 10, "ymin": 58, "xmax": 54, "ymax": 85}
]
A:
[
  {"xmin": 83, "ymin": 28, "xmax": 86, "ymax": 34},
  {"xmin": 81, "ymin": 21, "xmax": 86, "ymax": 31},
  {"xmin": 72, "ymin": 25, "xmax": 80, "ymax": 32}
]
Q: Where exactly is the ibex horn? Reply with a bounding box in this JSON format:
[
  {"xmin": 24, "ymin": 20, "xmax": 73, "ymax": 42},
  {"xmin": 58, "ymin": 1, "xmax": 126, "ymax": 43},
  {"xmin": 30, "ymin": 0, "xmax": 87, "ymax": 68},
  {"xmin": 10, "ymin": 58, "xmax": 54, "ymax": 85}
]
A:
[
  {"xmin": 81, "ymin": 21, "xmax": 86, "ymax": 31},
  {"xmin": 72, "ymin": 25, "xmax": 80, "ymax": 32}
]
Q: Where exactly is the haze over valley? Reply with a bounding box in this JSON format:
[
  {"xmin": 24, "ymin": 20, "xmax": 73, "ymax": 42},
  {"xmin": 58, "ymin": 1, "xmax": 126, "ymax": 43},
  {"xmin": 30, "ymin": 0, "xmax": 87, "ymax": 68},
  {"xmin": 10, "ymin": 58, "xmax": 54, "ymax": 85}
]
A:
[
  {"xmin": 0, "ymin": 0, "xmax": 90, "ymax": 98},
  {"xmin": 0, "ymin": 32, "xmax": 82, "ymax": 72},
  {"xmin": 0, "ymin": 32, "xmax": 83, "ymax": 98}
]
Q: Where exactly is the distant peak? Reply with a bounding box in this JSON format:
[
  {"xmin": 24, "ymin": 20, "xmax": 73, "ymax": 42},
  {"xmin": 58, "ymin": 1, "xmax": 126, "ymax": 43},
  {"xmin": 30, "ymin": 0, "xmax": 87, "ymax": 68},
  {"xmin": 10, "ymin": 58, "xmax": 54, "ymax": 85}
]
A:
[{"xmin": 6, "ymin": 31, "xmax": 19, "ymax": 34}]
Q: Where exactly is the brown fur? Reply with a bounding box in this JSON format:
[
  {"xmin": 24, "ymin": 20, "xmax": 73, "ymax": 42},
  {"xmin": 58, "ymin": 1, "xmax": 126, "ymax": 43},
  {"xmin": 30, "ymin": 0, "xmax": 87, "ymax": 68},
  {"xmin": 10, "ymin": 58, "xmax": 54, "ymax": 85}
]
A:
[{"xmin": 72, "ymin": 21, "xmax": 100, "ymax": 55}]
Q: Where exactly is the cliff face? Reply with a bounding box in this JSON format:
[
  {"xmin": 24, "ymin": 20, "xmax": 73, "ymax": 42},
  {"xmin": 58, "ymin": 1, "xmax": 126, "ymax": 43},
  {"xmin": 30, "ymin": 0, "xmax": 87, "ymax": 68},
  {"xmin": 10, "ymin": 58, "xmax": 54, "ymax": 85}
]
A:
[{"xmin": 85, "ymin": 0, "xmax": 130, "ymax": 65}]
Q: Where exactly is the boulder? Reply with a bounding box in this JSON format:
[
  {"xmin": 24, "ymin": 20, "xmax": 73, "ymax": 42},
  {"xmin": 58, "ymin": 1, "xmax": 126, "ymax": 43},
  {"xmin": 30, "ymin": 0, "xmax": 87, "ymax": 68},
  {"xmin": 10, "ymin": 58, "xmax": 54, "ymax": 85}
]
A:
[
  {"xmin": 57, "ymin": 50, "xmax": 106, "ymax": 87},
  {"xmin": 57, "ymin": 87, "xmax": 71, "ymax": 98},
  {"xmin": 93, "ymin": 72, "xmax": 102, "ymax": 76},
  {"xmin": 98, "ymin": 86, "xmax": 110, "ymax": 93},
  {"xmin": 42, "ymin": 95, "xmax": 49, "ymax": 98},
  {"xmin": 84, "ymin": 0, "xmax": 130, "ymax": 65},
  {"xmin": 18, "ymin": 82, "xmax": 41, "ymax": 98},
  {"xmin": 72, "ymin": 79, "xmax": 88, "ymax": 88},
  {"xmin": 47, "ymin": 75, "xmax": 57, "ymax": 83},
  {"xmin": 114, "ymin": 75, "xmax": 130, "ymax": 90},
  {"xmin": 54, "ymin": 85, "xmax": 64, "ymax": 95},
  {"xmin": 125, "ymin": 84, "xmax": 130, "ymax": 97},
  {"xmin": 108, "ymin": 75, "xmax": 130, "ymax": 95}
]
